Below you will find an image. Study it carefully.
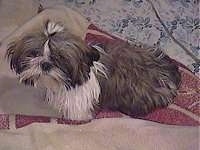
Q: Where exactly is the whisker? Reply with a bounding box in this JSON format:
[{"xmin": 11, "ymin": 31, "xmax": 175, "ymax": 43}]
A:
[{"xmin": 93, "ymin": 61, "xmax": 108, "ymax": 79}]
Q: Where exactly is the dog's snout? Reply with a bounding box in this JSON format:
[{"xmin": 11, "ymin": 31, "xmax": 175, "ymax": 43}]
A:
[{"xmin": 40, "ymin": 62, "xmax": 53, "ymax": 72}]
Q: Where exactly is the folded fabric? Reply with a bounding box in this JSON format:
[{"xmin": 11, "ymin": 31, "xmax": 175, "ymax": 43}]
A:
[{"xmin": 0, "ymin": 0, "xmax": 40, "ymax": 41}]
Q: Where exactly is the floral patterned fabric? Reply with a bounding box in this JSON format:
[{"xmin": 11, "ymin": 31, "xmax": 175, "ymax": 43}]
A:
[{"xmin": 59, "ymin": 0, "xmax": 200, "ymax": 73}]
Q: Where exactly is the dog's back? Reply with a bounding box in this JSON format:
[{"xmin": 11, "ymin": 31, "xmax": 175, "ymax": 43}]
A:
[{"xmin": 97, "ymin": 41, "xmax": 181, "ymax": 117}]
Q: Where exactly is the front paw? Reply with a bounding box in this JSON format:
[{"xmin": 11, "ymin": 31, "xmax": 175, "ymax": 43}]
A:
[{"xmin": 64, "ymin": 111, "xmax": 95, "ymax": 121}]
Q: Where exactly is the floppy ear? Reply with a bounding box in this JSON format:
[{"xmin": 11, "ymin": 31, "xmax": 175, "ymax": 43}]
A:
[
  {"xmin": 6, "ymin": 39, "xmax": 28, "ymax": 74},
  {"xmin": 86, "ymin": 47, "xmax": 100, "ymax": 66},
  {"xmin": 6, "ymin": 42, "xmax": 21, "ymax": 73}
]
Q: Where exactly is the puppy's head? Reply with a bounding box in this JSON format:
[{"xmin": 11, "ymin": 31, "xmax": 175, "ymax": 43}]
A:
[{"xmin": 6, "ymin": 21, "xmax": 100, "ymax": 89}]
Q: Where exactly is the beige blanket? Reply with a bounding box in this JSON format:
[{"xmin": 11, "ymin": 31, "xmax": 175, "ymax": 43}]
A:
[{"xmin": 0, "ymin": 118, "xmax": 199, "ymax": 150}]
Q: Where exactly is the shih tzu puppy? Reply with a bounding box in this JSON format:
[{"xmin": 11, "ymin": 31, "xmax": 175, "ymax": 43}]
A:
[{"xmin": 6, "ymin": 21, "xmax": 181, "ymax": 121}]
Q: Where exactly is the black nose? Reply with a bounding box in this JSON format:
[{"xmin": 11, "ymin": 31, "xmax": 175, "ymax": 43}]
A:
[{"xmin": 40, "ymin": 62, "xmax": 53, "ymax": 72}]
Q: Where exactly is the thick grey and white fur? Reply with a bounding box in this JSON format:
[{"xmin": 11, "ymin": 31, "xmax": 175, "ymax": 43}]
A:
[{"xmin": 6, "ymin": 21, "xmax": 181, "ymax": 121}]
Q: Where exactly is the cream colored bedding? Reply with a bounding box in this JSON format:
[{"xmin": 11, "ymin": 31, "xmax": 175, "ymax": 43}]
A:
[{"xmin": 0, "ymin": 118, "xmax": 199, "ymax": 150}]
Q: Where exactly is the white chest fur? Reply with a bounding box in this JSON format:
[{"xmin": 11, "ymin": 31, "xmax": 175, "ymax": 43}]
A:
[{"xmin": 45, "ymin": 71, "xmax": 100, "ymax": 121}]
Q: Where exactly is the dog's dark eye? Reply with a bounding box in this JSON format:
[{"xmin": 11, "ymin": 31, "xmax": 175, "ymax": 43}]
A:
[{"xmin": 28, "ymin": 50, "xmax": 40, "ymax": 57}]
